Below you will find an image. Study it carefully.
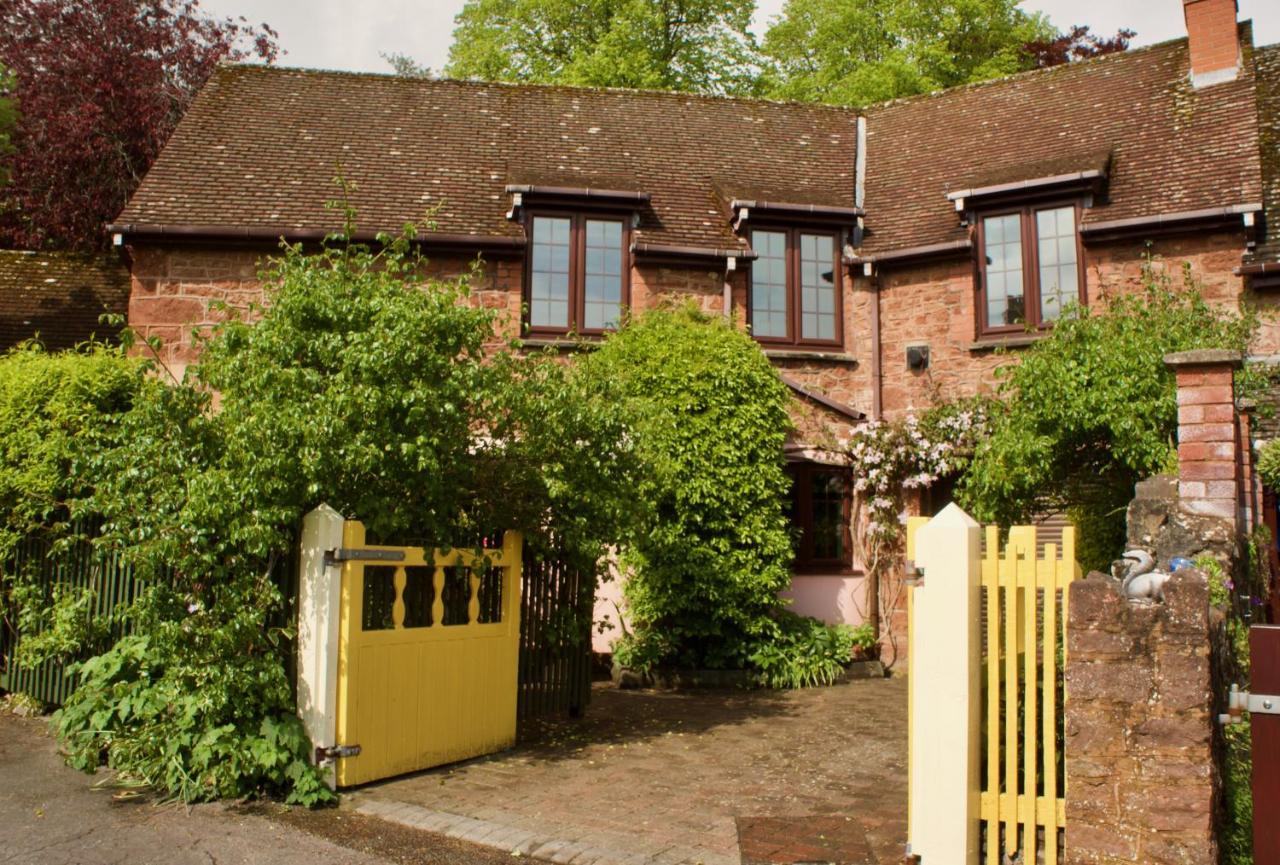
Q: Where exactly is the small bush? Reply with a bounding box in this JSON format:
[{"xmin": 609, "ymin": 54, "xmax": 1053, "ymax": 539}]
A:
[
  {"xmin": 578, "ymin": 305, "xmax": 795, "ymax": 671},
  {"xmin": 749, "ymin": 611, "xmax": 865, "ymax": 689}
]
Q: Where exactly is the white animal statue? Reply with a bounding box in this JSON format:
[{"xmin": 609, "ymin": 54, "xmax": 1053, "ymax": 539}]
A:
[{"xmin": 1114, "ymin": 549, "xmax": 1172, "ymax": 603}]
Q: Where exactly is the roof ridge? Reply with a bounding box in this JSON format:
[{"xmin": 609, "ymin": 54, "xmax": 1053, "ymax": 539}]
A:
[
  {"xmin": 863, "ymin": 34, "xmax": 1191, "ymax": 114},
  {"xmin": 215, "ymin": 62, "xmax": 862, "ymax": 116}
]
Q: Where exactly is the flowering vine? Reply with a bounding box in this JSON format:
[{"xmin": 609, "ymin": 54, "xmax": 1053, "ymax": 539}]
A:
[{"xmin": 845, "ymin": 399, "xmax": 991, "ymax": 664}]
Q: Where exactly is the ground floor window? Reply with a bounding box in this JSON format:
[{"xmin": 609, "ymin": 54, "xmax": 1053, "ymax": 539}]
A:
[{"xmin": 787, "ymin": 462, "xmax": 853, "ymax": 573}]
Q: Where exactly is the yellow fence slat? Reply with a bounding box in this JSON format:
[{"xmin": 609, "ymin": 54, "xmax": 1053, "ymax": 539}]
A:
[
  {"xmin": 983, "ymin": 525, "xmax": 1000, "ymax": 865},
  {"xmin": 1019, "ymin": 526, "xmax": 1037, "ymax": 860},
  {"xmin": 1003, "ymin": 532, "xmax": 1019, "ymax": 858},
  {"xmin": 1043, "ymin": 542, "xmax": 1059, "ymax": 865},
  {"xmin": 968, "ymin": 521, "xmax": 1078, "ymax": 864}
]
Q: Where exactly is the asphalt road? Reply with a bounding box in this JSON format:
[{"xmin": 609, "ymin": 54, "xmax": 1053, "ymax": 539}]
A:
[{"xmin": 0, "ymin": 708, "xmax": 514, "ymax": 865}]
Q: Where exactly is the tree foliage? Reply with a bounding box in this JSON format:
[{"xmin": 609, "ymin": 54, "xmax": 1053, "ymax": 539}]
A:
[
  {"xmin": 39, "ymin": 210, "xmax": 635, "ymax": 803},
  {"xmin": 578, "ymin": 305, "xmax": 796, "ymax": 670},
  {"xmin": 1024, "ymin": 24, "xmax": 1134, "ymax": 69},
  {"xmin": 0, "ymin": 344, "xmax": 144, "ymax": 560},
  {"xmin": 957, "ymin": 262, "xmax": 1260, "ymax": 568},
  {"xmin": 758, "ymin": 0, "xmax": 1057, "ymax": 106},
  {"xmin": 444, "ymin": 0, "xmax": 758, "ymax": 95},
  {"xmin": 0, "ymin": 0, "xmax": 277, "ymax": 251},
  {"xmin": 0, "ymin": 64, "xmax": 15, "ymax": 188}
]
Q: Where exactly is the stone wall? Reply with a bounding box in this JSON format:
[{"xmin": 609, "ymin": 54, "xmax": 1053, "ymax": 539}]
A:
[
  {"xmin": 1064, "ymin": 568, "xmax": 1216, "ymax": 865},
  {"xmin": 866, "ymin": 229, "xmax": 1258, "ymax": 419}
]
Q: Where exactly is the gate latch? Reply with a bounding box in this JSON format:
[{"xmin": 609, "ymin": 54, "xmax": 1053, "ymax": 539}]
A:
[
  {"xmin": 1218, "ymin": 684, "xmax": 1280, "ymax": 725},
  {"xmin": 315, "ymin": 743, "xmax": 362, "ymax": 764}
]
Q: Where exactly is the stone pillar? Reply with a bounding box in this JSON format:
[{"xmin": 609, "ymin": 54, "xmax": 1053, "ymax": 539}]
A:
[
  {"xmin": 1064, "ymin": 569, "xmax": 1215, "ymax": 865},
  {"xmin": 1164, "ymin": 349, "xmax": 1242, "ymax": 529}
]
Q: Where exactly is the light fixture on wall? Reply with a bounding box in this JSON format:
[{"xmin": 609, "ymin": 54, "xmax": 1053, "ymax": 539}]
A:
[{"xmin": 906, "ymin": 344, "xmax": 930, "ymax": 371}]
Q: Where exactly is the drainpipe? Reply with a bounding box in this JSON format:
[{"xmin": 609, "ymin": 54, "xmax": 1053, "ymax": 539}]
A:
[
  {"xmin": 868, "ymin": 265, "xmax": 884, "ymax": 421},
  {"xmin": 723, "ymin": 256, "xmax": 737, "ymax": 320}
]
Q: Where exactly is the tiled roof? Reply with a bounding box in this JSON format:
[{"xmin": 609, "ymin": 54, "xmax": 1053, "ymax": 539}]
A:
[
  {"xmin": 0, "ymin": 250, "xmax": 129, "ymax": 350},
  {"xmin": 1251, "ymin": 43, "xmax": 1280, "ymax": 264},
  {"xmin": 861, "ymin": 32, "xmax": 1263, "ymax": 256},
  {"xmin": 114, "ymin": 66, "xmax": 860, "ymax": 252}
]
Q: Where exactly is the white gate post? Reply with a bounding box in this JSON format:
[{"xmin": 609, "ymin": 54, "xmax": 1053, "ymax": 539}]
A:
[
  {"xmin": 908, "ymin": 503, "xmax": 982, "ymax": 863},
  {"xmin": 297, "ymin": 504, "xmax": 346, "ymax": 789}
]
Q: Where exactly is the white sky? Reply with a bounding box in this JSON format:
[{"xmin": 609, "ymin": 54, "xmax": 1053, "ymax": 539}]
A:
[{"xmin": 202, "ymin": 0, "xmax": 1280, "ymax": 75}]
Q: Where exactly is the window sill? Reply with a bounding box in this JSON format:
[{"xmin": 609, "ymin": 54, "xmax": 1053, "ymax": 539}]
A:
[
  {"xmin": 518, "ymin": 336, "xmax": 602, "ymax": 352},
  {"xmin": 764, "ymin": 348, "xmax": 858, "ymax": 365},
  {"xmin": 967, "ymin": 333, "xmax": 1045, "ymax": 353}
]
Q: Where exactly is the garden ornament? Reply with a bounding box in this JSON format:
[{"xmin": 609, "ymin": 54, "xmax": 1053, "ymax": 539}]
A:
[{"xmin": 1112, "ymin": 549, "xmax": 1172, "ymax": 603}]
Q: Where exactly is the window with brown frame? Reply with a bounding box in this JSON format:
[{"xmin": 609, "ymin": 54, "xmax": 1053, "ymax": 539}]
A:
[
  {"xmin": 786, "ymin": 463, "xmax": 853, "ymax": 573},
  {"xmin": 749, "ymin": 228, "xmax": 842, "ymax": 347},
  {"xmin": 977, "ymin": 203, "xmax": 1084, "ymax": 336},
  {"xmin": 526, "ymin": 213, "xmax": 628, "ymax": 335}
]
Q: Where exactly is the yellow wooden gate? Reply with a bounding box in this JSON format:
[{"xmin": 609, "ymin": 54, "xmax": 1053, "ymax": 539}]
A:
[
  {"xmin": 907, "ymin": 509, "xmax": 1078, "ymax": 864},
  {"xmin": 333, "ymin": 519, "xmax": 523, "ymax": 787}
]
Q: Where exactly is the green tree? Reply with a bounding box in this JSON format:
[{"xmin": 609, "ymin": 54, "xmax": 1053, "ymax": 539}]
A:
[
  {"xmin": 957, "ymin": 262, "xmax": 1260, "ymax": 570},
  {"xmin": 444, "ymin": 0, "xmax": 759, "ymax": 96},
  {"xmin": 0, "ymin": 64, "xmax": 15, "ymax": 187},
  {"xmin": 759, "ymin": 0, "xmax": 1057, "ymax": 106}
]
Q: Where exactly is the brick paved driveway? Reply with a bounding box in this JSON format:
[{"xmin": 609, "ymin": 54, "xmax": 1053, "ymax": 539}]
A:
[{"xmin": 349, "ymin": 676, "xmax": 908, "ymax": 865}]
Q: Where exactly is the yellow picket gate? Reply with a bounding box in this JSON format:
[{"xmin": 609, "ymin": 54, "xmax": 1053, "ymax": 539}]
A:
[
  {"xmin": 906, "ymin": 507, "xmax": 1079, "ymax": 864},
  {"xmin": 333, "ymin": 520, "xmax": 523, "ymax": 787}
]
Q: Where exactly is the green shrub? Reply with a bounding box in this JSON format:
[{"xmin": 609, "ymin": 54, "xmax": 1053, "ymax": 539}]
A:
[
  {"xmin": 959, "ymin": 262, "xmax": 1259, "ymax": 565},
  {"xmin": 749, "ymin": 611, "xmax": 864, "ymax": 689},
  {"xmin": 579, "ymin": 305, "xmax": 794, "ymax": 671},
  {"xmin": 1257, "ymin": 438, "xmax": 1280, "ymax": 493},
  {"xmin": 53, "ymin": 219, "xmax": 519, "ymax": 805},
  {"xmin": 0, "ymin": 343, "xmax": 143, "ymax": 558}
]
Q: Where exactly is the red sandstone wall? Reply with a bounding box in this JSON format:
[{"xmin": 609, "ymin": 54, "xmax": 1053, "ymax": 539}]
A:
[
  {"xmin": 869, "ymin": 230, "xmax": 1261, "ymax": 419},
  {"xmin": 125, "ymin": 229, "xmax": 1257, "ymax": 437}
]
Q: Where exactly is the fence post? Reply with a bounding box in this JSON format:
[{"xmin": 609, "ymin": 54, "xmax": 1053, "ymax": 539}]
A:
[
  {"xmin": 908, "ymin": 503, "xmax": 982, "ymax": 863},
  {"xmin": 297, "ymin": 504, "xmax": 345, "ymax": 789}
]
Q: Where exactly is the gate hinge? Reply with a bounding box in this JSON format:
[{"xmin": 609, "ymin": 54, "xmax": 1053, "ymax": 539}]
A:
[
  {"xmin": 1219, "ymin": 683, "xmax": 1280, "ymax": 725},
  {"xmin": 315, "ymin": 743, "xmax": 361, "ymax": 764},
  {"xmin": 324, "ymin": 547, "xmax": 406, "ymax": 566}
]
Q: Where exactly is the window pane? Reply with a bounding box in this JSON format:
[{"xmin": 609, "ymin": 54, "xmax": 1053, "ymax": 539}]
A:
[
  {"xmin": 583, "ymin": 219, "xmax": 623, "ymax": 330},
  {"xmin": 983, "ymin": 214, "xmax": 1024, "ymax": 328},
  {"xmin": 799, "ymin": 233, "xmax": 836, "ymax": 341},
  {"xmin": 530, "ymin": 216, "xmax": 572, "ymax": 328},
  {"xmin": 1036, "ymin": 206, "xmax": 1078, "ymax": 322},
  {"xmin": 809, "ymin": 470, "xmax": 847, "ymax": 561},
  {"xmin": 751, "ymin": 230, "xmax": 788, "ymax": 338}
]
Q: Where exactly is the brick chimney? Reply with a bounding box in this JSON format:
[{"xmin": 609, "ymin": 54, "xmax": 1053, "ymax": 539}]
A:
[{"xmin": 1183, "ymin": 0, "xmax": 1241, "ymax": 87}]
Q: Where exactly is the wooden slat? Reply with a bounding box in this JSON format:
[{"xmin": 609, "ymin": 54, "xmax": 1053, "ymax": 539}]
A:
[
  {"xmin": 1043, "ymin": 542, "xmax": 1060, "ymax": 865},
  {"xmin": 983, "ymin": 525, "xmax": 1000, "ymax": 865},
  {"xmin": 1019, "ymin": 527, "xmax": 1037, "ymax": 859},
  {"xmin": 1003, "ymin": 533, "xmax": 1019, "ymax": 858}
]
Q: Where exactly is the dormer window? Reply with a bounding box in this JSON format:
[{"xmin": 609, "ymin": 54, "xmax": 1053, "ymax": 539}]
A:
[
  {"xmin": 749, "ymin": 228, "xmax": 841, "ymax": 347},
  {"xmin": 978, "ymin": 203, "xmax": 1083, "ymax": 335},
  {"xmin": 527, "ymin": 213, "xmax": 628, "ymax": 334}
]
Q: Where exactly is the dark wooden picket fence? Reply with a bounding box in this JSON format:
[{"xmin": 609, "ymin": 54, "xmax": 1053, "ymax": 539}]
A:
[
  {"xmin": 0, "ymin": 522, "xmax": 145, "ymax": 705},
  {"xmin": 518, "ymin": 544, "xmax": 594, "ymax": 722},
  {"xmin": 2, "ymin": 522, "xmax": 593, "ymax": 723}
]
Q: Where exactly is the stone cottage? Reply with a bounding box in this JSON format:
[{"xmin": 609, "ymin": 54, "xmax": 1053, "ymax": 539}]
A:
[{"xmin": 106, "ymin": 0, "xmax": 1280, "ymax": 647}]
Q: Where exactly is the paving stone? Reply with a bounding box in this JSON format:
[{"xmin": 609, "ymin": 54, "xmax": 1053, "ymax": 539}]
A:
[{"xmin": 361, "ymin": 678, "xmax": 908, "ymax": 865}]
